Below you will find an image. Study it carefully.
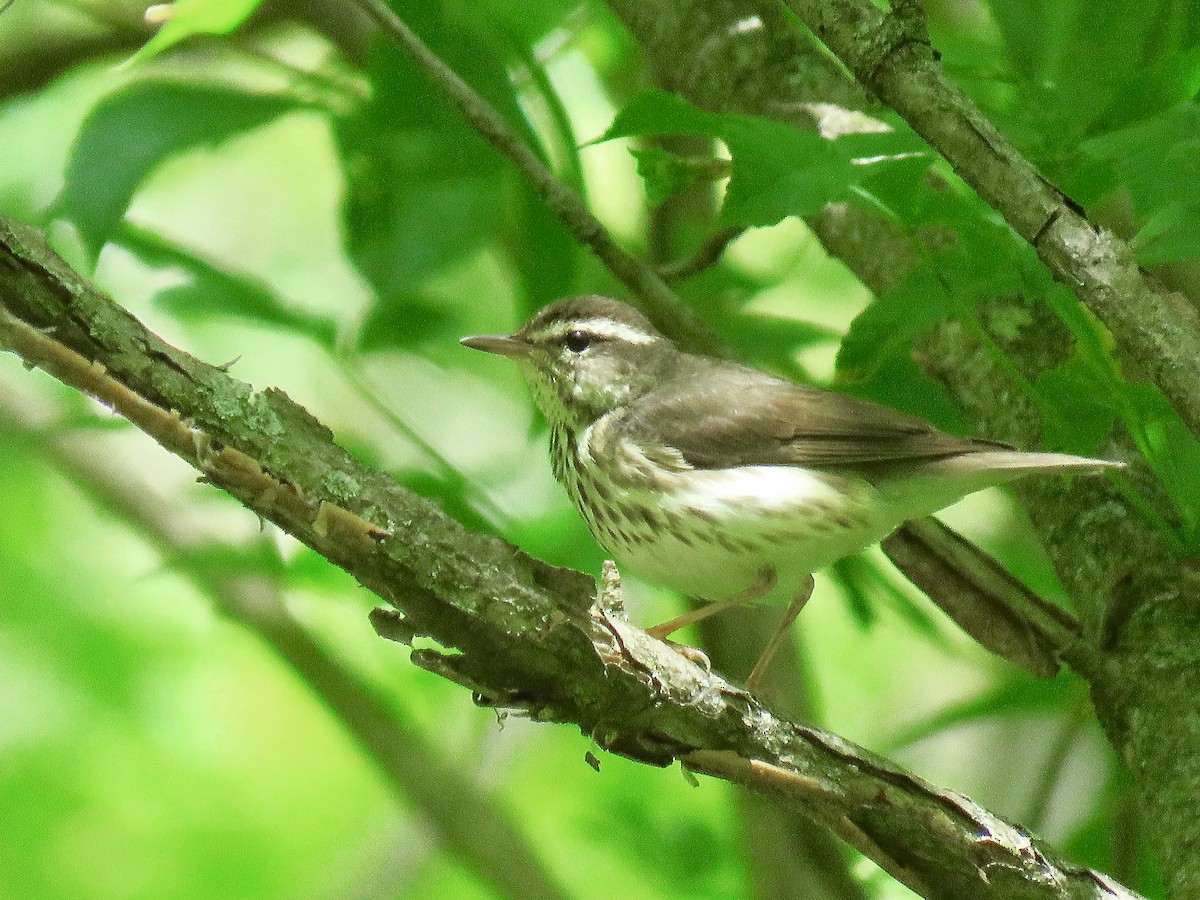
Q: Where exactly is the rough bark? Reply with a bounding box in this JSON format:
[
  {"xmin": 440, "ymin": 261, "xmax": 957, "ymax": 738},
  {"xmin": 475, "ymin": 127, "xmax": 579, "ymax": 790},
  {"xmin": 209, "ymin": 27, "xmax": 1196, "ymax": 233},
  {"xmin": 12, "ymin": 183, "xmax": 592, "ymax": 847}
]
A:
[
  {"xmin": 784, "ymin": 0, "xmax": 1200, "ymax": 442},
  {"xmin": 0, "ymin": 215, "xmax": 1139, "ymax": 900}
]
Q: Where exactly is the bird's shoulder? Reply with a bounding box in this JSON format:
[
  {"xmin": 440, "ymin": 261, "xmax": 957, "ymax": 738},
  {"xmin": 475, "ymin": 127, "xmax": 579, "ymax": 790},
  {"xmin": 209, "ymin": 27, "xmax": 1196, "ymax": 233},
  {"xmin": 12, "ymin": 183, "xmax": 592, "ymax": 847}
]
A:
[{"xmin": 620, "ymin": 355, "xmax": 1006, "ymax": 470}]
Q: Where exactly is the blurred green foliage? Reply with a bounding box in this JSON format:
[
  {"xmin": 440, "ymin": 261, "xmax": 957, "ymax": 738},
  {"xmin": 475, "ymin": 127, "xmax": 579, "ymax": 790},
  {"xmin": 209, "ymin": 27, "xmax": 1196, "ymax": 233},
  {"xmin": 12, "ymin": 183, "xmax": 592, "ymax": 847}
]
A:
[{"xmin": 0, "ymin": 0, "xmax": 1194, "ymax": 897}]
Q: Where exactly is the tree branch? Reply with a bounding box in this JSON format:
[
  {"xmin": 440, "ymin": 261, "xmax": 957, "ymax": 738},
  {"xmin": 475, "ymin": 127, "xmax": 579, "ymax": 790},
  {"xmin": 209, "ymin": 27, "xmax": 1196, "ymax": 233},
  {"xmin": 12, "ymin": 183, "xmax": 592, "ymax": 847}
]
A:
[
  {"xmin": 658, "ymin": 225, "xmax": 745, "ymax": 281},
  {"xmin": 784, "ymin": 0, "xmax": 1200, "ymax": 440},
  {"xmin": 346, "ymin": 0, "xmax": 720, "ymax": 354},
  {"xmin": 0, "ymin": 215, "xmax": 1141, "ymax": 899}
]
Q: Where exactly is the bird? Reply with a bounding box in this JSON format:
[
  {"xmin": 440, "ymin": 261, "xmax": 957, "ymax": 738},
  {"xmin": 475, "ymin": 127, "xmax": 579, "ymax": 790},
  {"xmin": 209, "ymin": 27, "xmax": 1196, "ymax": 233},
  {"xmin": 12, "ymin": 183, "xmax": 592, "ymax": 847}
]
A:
[{"xmin": 461, "ymin": 295, "xmax": 1121, "ymax": 691}]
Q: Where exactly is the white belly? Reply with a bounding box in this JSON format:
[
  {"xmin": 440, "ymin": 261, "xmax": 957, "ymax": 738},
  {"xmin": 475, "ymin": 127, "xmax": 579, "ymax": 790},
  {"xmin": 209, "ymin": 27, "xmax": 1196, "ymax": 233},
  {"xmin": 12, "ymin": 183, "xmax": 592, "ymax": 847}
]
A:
[
  {"xmin": 557, "ymin": 416, "xmax": 1032, "ymax": 604},
  {"xmin": 607, "ymin": 464, "xmax": 893, "ymax": 600},
  {"xmin": 562, "ymin": 421, "xmax": 898, "ymax": 601}
]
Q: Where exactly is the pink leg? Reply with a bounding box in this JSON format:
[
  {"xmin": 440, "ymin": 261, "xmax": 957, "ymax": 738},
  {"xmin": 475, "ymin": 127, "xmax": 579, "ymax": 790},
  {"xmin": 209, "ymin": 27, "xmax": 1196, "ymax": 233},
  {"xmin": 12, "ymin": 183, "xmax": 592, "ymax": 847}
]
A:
[
  {"xmin": 645, "ymin": 566, "xmax": 777, "ymax": 640},
  {"xmin": 745, "ymin": 575, "xmax": 815, "ymax": 693}
]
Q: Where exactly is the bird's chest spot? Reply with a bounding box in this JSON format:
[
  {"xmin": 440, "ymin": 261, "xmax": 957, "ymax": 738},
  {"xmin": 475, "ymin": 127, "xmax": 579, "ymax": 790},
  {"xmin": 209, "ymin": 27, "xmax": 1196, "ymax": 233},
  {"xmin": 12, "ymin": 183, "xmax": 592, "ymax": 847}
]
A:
[{"xmin": 553, "ymin": 423, "xmax": 660, "ymax": 556}]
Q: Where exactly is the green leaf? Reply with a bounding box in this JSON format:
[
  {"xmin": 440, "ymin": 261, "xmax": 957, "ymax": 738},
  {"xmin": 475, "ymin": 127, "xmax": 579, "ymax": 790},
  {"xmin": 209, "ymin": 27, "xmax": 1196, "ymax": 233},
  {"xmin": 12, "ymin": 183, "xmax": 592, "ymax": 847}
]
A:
[
  {"xmin": 334, "ymin": 19, "xmax": 534, "ymax": 348},
  {"xmin": 827, "ymin": 556, "xmax": 878, "ymax": 630},
  {"xmin": 508, "ymin": 184, "xmax": 578, "ymax": 318},
  {"xmin": 723, "ymin": 315, "xmax": 835, "ymax": 381},
  {"xmin": 1132, "ymin": 200, "xmax": 1200, "ymax": 265},
  {"xmin": 1095, "ymin": 45, "xmax": 1200, "ymax": 132},
  {"xmin": 1130, "ymin": 137, "xmax": 1200, "ymax": 213},
  {"xmin": 282, "ymin": 546, "xmax": 363, "ymax": 591},
  {"xmin": 1056, "ymin": 0, "xmax": 1161, "ymax": 127},
  {"xmin": 1082, "ymin": 107, "xmax": 1200, "ymax": 217},
  {"xmin": 1082, "ymin": 103, "xmax": 1200, "ymax": 164},
  {"xmin": 719, "ymin": 120, "xmax": 854, "ymax": 225},
  {"xmin": 1039, "ymin": 282, "xmax": 1113, "ymax": 366},
  {"xmin": 58, "ymin": 81, "xmax": 298, "ymax": 261},
  {"xmin": 135, "ymin": 0, "xmax": 266, "ymax": 62},
  {"xmin": 837, "ymin": 266, "xmax": 958, "ymax": 382},
  {"xmin": 357, "ymin": 293, "xmax": 464, "ymax": 353},
  {"xmin": 984, "ymin": 0, "xmax": 1078, "ymax": 83},
  {"xmin": 604, "ymin": 92, "xmax": 878, "ymax": 226},
  {"xmin": 454, "ymin": 0, "xmax": 591, "ymax": 48},
  {"xmin": 841, "ymin": 353, "xmax": 968, "ymax": 434},
  {"xmin": 344, "ymin": 159, "xmax": 502, "ymax": 301},
  {"xmin": 833, "ymin": 553, "xmax": 950, "ymax": 640},
  {"xmin": 984, "ymin": 1, "xmax": 1200, "ymax": 152},
  {"xmin": 938, "ymin": 221, "xmax": 1029, "ymax": 302},
  {"xmin": 1039, "ymin": 282, "xmax": 1200, "ymax": 549},
  {"xmin": 846, "ymin": 146, "xmax": 934, "ymax": 224},
  {"xmin": 889, "ymin": 675, "xmax": 1082, "ymax": 749},
  {"xmin": 1121, "ymin": 383, "xmax": 1200, "ymax": 547},
  {"xmin": 396, "ymin": 471, "xmax": 500, "ymax": 536},
  {"xmin": 155, "ymin": 278, "xmax": 338, "ymax": 349},
  {"xmin": 724, "ymin": 313, "xmax": 837, "ymax": 371},
  {"xmin": 598, "ymin": 91, "xmax": 722, "ymax": 141},
  {"xmin": 117, "ymin": 225, "xmax": 339, "ymax": 349},
  {"xmin": 838, "ymin": 220, "xmax": 1037, "ymax": 425},
  {"xmin": 1034, "ymin": 356, "xmax": 1121, "ymax": 456},
  {"xmin": 171, "ymin": 541, "xmax": 287, "ymax": 582}
]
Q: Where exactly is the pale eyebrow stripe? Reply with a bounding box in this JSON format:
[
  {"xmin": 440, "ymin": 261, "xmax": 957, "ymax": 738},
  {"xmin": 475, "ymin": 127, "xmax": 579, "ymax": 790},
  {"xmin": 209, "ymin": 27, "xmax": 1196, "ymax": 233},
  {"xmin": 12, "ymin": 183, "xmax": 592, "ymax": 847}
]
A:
[{"xmin": 530, "ymin": 318, "xmax": 658, "ymax": 345}]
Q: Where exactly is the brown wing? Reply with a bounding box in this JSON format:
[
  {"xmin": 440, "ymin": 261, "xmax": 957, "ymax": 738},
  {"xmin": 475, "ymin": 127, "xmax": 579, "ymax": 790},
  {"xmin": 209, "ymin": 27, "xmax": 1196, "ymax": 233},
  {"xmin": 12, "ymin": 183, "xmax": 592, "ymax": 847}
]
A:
[{"xmin": 623, "ymin": 358, "xmax": 1008, "ymax": 470}]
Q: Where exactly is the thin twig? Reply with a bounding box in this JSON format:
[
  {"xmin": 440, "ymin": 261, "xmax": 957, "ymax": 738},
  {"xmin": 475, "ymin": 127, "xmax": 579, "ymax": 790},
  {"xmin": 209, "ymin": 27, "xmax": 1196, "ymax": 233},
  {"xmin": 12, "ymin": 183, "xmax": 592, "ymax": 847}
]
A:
[
  {"xmin": 348, "ymin": 0, "xmax": 722, "ymax": 354},
  {"xmin": 502, "ymin": 26, "xmax": 587, "ymax": 199},
  {"xmin": 659, "ymin": 226, "xmax": 745, "ymax": 280}
]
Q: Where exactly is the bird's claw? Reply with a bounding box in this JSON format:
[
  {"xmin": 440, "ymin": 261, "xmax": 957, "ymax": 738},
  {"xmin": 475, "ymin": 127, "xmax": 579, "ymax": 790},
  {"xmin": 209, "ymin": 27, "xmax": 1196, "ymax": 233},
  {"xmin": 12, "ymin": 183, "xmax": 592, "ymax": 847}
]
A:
[{"xmin": 665, "ymin": 641, "xmax": 711, "ymax": 673}]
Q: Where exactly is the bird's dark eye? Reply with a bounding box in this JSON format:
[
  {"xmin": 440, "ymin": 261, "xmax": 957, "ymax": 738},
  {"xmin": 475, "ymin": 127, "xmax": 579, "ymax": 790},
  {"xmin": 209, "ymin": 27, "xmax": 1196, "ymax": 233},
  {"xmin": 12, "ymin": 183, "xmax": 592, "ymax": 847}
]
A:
[{"xmin": 564, "ymin": 330, "xmax": 592, "ymax": 353}]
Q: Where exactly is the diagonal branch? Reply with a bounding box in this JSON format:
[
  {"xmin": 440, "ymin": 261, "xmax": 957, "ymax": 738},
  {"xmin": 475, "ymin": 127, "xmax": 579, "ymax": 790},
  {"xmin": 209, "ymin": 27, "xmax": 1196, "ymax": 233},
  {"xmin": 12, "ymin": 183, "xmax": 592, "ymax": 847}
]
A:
[
  {"xmin": 0, "ymin": 214, "xmax": 1140, "ymax": 899},
  {"xmin": 784, "ymin": 0, "xmax": 1200, "ymax": 439},
  {"xmin": 347, "ymin": 0, "xmax": 720, "ymax": 354}
]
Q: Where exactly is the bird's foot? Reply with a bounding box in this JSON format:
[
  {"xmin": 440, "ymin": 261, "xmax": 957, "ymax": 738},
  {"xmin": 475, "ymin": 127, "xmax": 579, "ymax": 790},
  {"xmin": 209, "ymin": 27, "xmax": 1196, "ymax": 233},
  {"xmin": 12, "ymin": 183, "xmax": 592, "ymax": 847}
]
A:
[{"xmin": 665, "ymin": 641, "xmax": 711, "ymax": 673}]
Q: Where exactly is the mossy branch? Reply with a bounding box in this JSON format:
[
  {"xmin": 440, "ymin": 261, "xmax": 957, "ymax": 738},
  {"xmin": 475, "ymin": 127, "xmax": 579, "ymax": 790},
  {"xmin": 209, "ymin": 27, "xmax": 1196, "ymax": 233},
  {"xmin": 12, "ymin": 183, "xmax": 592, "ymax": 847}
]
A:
[
  {"xmin": 785, "ymin": 0, "xmax": 1200, "ymax": 441},
  {"xmin": 0, "ymin": 213, "xmax": 1141, "ymax": 900}
]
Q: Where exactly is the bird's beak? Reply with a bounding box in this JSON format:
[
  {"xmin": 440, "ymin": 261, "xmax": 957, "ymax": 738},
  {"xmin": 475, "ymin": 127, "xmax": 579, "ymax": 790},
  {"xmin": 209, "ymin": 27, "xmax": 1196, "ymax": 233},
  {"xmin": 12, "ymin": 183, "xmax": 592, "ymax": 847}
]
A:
[{"xmin": 459, "ymin": 333, "xmax": 531, "ymax": 358}]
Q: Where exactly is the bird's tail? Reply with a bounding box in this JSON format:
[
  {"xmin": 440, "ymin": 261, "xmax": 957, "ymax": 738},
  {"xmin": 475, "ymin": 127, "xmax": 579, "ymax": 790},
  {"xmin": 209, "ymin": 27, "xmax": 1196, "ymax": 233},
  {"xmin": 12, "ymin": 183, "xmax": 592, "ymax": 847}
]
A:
[
  {"xmin": 878, "ymin": 449, "xmax": 1124, "ymax": 523},
  {"xmin": 945, "ymin": 449, "xmax": 1125, "ymax": 474}
]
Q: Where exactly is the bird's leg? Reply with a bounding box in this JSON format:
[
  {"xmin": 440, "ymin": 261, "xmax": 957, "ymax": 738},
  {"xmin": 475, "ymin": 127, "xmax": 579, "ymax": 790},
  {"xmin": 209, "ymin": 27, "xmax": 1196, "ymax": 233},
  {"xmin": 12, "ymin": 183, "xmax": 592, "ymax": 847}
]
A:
[
  {"xmin": 745, "ymin": 575, "xmax": 815, "ymax": 693},
  {"xmin": 645, "ymin": 566, "xmax": 777, "ymax": 640}
]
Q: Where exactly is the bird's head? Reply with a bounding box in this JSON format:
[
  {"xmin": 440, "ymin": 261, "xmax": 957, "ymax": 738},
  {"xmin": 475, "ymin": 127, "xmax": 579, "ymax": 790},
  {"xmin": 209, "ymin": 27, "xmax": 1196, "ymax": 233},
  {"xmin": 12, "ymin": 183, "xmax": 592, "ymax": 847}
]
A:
[{"xmin": 461, "ymin": 296, "xmax": 676, "ymax": 428}]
